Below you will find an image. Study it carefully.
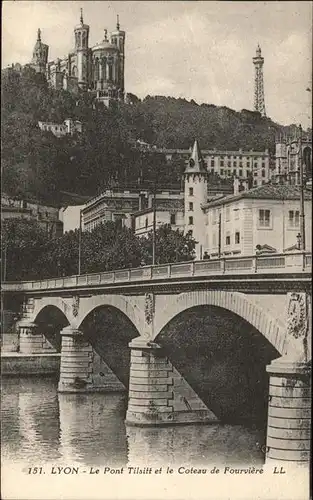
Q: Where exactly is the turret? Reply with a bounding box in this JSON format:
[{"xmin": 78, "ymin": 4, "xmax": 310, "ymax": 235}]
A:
[
  {"xmin": 184, "ymin": 140, "xmax": 208, "ymax": 258},
  {"xmin": 110, "ymin": 15, "xmax": 125, "ymax": 96},
  {"xmin": 74, "ymin": 8, "xmax": 90, "ymax": 89},
  {"xmin": 31, "ymin": 28, "xmax": 49, "ymax": 74}
]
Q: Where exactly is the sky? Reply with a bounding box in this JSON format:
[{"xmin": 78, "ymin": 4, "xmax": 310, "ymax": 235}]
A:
[{"xmin": 2, "ymin": 1, "xmax": 312, "ymax": 127}]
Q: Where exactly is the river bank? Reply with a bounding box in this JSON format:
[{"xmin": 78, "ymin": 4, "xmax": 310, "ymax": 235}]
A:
[{"xmin": 1, "ymin": 352, "xmax": 61, "ymax": 376}]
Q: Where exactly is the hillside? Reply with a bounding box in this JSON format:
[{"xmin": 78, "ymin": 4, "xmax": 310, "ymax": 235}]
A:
[{"xmin": 1, "ymin": 66, "xmax": 299, "ymax": 205}]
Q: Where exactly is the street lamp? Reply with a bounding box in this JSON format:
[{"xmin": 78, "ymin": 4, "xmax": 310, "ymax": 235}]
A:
[
  {"xmin": 78, "ymin": 208, "xmax": 82, "ymax": 275},
  {"xmin": 218, "ymin": 211, "xmax": 222, "ymax": 258},
  {"xmin": 152, "ymin": 184, "xmax": 157, "ymax": 265},
  {"xmin": 296, "ymin": 232, "xmax": 302, "ymax": 250},
  {"xmin": 298, "ymin": 125, "xmax": 306, "ymax": 251}
]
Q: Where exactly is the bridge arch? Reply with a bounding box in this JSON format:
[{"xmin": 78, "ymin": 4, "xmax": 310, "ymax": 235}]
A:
[
  {"xmin": 31, "ymin": 297, "xmax": 73, "ymax": 326},
  {"xmin": 76, "ymin": 294, "xmax": 142, "ymax": 335},
  {"xmin": 154, "ymin": 290, "xmax": 287, "ymax": 355}
]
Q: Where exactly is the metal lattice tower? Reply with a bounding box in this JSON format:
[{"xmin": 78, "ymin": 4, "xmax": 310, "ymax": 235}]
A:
[{"xmin": 253, "ymin": 44, "xmax": 266, "ymax": 116}]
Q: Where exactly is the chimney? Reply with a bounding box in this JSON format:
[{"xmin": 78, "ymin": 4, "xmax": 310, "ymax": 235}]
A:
[
  {"xmin": 234, "ymin": 177, "xmax": 249, "ymax": 194},
  {"xmin": 233, "ymin": 177, "xmax": 240, "ymax": 195},
  {"xmin": 240, "ymin": 179, "xmax": 249, "ymax": 192}
]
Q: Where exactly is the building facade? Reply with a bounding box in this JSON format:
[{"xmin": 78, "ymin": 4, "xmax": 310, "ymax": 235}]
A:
[
  {"xmin": 82, "ymin": 189, "xmax": 184, "ymax": 233},
  {"xmin": 200, "ymin": 184, "xmax": 312, "ymax": 258},
  {"xmin": 38, "ymin": 118, "xmax": 82, "ymax": 137},
  {"xmin": 133, "ymin": 207, "xmax": 184, "ymax": 237},
  {"xmin": 163, "ymin": 147, "xmax": 271, "ymax": 187},
  {"xmin": 273, "ymin": 132, "xmax": 312, "ymax": 186},
  {"xmin": 30, "ymin": 11, "xmax": 125, "ymax": 107},
  {"xmin": 1, "ymin": 195, "xmax": 63, "ymax": 237}
]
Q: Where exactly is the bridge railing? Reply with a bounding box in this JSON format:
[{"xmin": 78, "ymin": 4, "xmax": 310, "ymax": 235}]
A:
[{"xmin": 2, "ymin": 251, "xmax": 311, "ymax": 292}]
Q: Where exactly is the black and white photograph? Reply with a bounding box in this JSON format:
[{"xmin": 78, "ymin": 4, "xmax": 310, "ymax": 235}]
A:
[{"xmin": 1, "ymin": 1, "xmax": 312, "ymax": 499}]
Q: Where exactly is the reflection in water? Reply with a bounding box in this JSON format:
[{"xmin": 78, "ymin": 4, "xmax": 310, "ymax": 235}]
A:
[
  {"xmin": 58, "ymin": 392, "xmax": 128, "ymax": 466},
  {"xmin": 126, "ymin": 424, "xmax": 264, "ymax": 467},
  {"xmin": 1, "ymin": 377, "xmax": 62, "ymax": 464},
  {"xmin": 1, "ymin": 378, "xmax": 265, "ymax": 467}
]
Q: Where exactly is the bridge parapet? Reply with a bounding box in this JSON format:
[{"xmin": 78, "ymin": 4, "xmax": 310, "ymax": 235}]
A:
[{"xmin": 2, "ymin": 252, "xmax": 311, "ymax": 293}]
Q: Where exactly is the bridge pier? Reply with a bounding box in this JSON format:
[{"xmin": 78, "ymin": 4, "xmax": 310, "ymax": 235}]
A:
[
  {"xmin": 18, "ymin": 322, "xmax": 56, "ymax": 354},
  {"xmin": 265, "ymin": 359, "xmax": 311, "ymax": 466},
  {"xmin": 58, "ymin": 326, "xmax": 125, "ymax": 393},
  {"xmin": 125, "ymin": 338, "xmax": 218, "ymax": 426}
]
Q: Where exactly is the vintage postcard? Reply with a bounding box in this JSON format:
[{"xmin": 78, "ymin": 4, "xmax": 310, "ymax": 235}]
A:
[{"xmin": 1, "ymin": 1, "xmax": 312, "ymax": 499}]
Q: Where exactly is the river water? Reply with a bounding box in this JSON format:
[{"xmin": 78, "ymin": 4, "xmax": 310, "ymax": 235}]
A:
[{"xmin": 1, "ymin": 376, "xmax": 266, "ymax": 469}]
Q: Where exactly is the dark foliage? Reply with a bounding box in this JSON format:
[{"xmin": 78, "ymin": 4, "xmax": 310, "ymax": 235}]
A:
[
  {"xmin": 1, "ymin": 219, "xmax": 196, "ymax": 280},
  {"xmin": 2, "ymin": 68, "xmax": 300, "ymax": 205}
]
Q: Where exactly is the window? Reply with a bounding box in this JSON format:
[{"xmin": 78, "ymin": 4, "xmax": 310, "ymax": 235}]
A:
[
  {"xmin": 235, "ymin": 231, "xmax": 240, "ymax": 244},
  {"xmin": 254, "ymin": 171, "xmax": 258, "ymax": 176},
  {"xmin": 239, "ymin": 169, "xmax": 243, "ymax": 177},
  {"xmin": 228, "ymin": 161, "xmax": 231, "ymax": 167},
  {"xmin": 170, "ymin": 213, "xmax": 176, "ymax": 225},
  {"xmin": 145, "ymin": 217, "xmax": 148, "ymax": 229},
  {"xmin": 225, "ymin": 206, "xmax": 230, "ymax": 221},
  {"xmin": 233, "ymin": 161, "xmax": 237, "ymax": 167},
  {"xmin": 288, "ymin": 210, "xmax": 300, "ymax": 228},
  {"xmin": 212, "ymin": 208, "xmax": 218, "ymax": 224},
  {"xmin": 220, "ymin": 160, "xmax": 224, "ymax": 167},
  {"xmin": 226, "ymin": 234, "xmax": 231, "ymax": 245},
  {"xmin": 189, "ymin": 187, "xmax": 193, "ymax": 196},
  {"xmin": 189, "ymin": 216, "xmax": 193, "ymax": 225},
  {"xmin": 189, "ymin": 202, "xmax": 193, "ymax": 211},
  {"xmin": 253, "ymin": 180, "xmax": 257, "ymax": 186},
  {"xmin": 262, "ymin": 169, "xmax": 266, "ymax": 177},
  {"xmin": 211, "ymin": 160, "xmax": 214, "ymax": 167},
  {"xmin": 220, "ymin": 168, "xmax": 224, "ymax": 175},
  {"xmin": 262, "ymin": 162, "xmax": 265, "ymax": 168},
  {"xmin": 211, "ymin": 168, "xmax": 214, "ymax": 174},
  {"xmin": 259, "ymin": 209, "xmax": 271, "ymax": 227},
  {"xmin": 233, "ymin": 169, "xmax": 237, "ymax": 175},
  {"xmin": 227, "ymin": 169, "xmax": 231, "ymax": 176}
]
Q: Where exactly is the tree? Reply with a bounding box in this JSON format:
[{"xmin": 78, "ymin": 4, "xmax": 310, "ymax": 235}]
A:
[
  {"xmin": 1, "ymin": 219, "xmax": 48, "ymax": 280},
  {"xmin": 139, "ymin": 225, "xmax": 196, "ymax": 265}
]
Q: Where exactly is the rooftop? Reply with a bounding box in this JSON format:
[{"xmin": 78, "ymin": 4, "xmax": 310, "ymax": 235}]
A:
[{"xmin": 203, "ymin": 183, "xmax": 312, "ymax": 209}]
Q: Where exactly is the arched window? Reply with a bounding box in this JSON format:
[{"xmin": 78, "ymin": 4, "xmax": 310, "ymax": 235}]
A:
[
  {"xmin": 101, "ymin": 57, "xmax": 107, "ymax": 80},
  {"xmin": 95, "ymin": 58, "xmax": 100, "ymax": 80},
  {"xmin": 77, "ymin": 32, "xmax": 82, "ymax": 47},
  {"xmin": 72, "ymin": 66, "xmax": 77, "ymax": 77},
  {"xmin": 82, "ymin": 32, "xmax": 87, "ymax": 48},
  {"xmin": 108, "ymin": 61, "xmax": 113, "ymax": 81}
]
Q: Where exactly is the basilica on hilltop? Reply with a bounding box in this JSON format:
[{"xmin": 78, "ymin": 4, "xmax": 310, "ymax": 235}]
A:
[{"xmin": 30, "ymin": 9, "xmax": 125, "ymax": 107}]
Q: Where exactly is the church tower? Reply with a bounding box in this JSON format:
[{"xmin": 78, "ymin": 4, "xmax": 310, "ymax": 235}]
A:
[
  {"xmin": 31, "ymin": 28, "xmax": 49, "ymax": 74},
  {"xmin": 110, "ymin": 15, "xmax": 126, "ymax": 98},
  {"xmin": 184, "ymin": 140, "xmax": 208, "ymax": 258},
  {"xmin": 74, "ymin": 9, "xmax": 90, "ymax": 89}
]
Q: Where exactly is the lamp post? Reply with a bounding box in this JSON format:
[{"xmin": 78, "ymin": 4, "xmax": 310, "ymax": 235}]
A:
[
  {"xmin": 218, "ymin": 211, "xmax": 222, "ymax": 258},
  {"xmin": 298, "ymin": 125, "xmax": 306, "ymax": 251},
  {"xmin": 296, "ymin": 232, "xmax": 301, "ymax": 250},
  {"xmin": 2, "ymin": 245, "xmax": 7, "ymax": 281},
  {"xmin": 152, "ymin": 184, "xmax": 157, "ymax": 265},
  {"xmin": 78, "ymin": 208, "xmax": 82, "ymax": 275}
]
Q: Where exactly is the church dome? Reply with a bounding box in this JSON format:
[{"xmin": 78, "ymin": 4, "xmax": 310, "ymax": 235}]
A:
[
  {"xmin": 92, "ymin": 29, "xmax": 119, "ymax": 52},
  {"xmin": 92, "ymin": 41, "xmax": 118, "ymax": 52}
]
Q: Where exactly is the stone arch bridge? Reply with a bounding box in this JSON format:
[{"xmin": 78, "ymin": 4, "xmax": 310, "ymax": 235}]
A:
[{"xmin": 2, "ymin": 252, "xmax": 312, "ymax": 465}]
